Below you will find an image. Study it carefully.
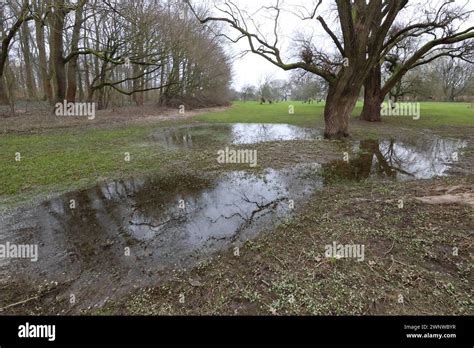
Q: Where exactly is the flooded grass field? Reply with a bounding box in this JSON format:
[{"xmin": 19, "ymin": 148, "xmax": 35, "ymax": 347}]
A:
[{"xmin": 0, "ymin": 103, "xmax": 473, "ymax": 315}]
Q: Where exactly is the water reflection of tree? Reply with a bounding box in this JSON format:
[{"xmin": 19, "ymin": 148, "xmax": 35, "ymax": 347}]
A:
[
  {"xmin": 322, "ymin": 139, "xmax": 414, "ymax": 183},
  {"xmin": 375, "ymin": 139, "xmax": 414, "ymax": 178},
  {"xmin": 379, "ymin": 138, "xmax": 466, "ymax": 179},
  {"xmin": 19, "ymin": 173, "xmax": 216, "ymax": 306},
  {"xmin": 40, "ymin": 173, "xmax": 215, "ymax": 258},
  {"xmin": 153, "ymin": 125, "xmax": 233, "ymax": 148},
  {"xmin": 17, "ymin": 172, "xmax": 218, "ymax": 300}
]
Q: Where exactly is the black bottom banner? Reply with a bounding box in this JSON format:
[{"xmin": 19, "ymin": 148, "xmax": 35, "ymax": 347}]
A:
[{"xmin": 0, "ymin": 315, "xmax": 472, "ymax": 346}]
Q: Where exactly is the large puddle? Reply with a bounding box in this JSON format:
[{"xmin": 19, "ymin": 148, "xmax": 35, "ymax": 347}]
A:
[
  {"xmin": 0, "ymin": 123, "xmax": 468, "ymax": 309},
  {"xmin": 151, "ymin": 123, "xmax": 322, "ymax": 148},
  {"xmin": 0, "ymin": 165, "xmax": 321, "ymax": 307}
]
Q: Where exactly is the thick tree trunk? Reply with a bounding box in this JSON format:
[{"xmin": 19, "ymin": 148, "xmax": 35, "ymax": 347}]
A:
[
  {"xmin": 0, "ymin": 51, "xmax": 9, "ymax": 105},
  {"xmin": 360, "ymin": 65, "xmax": 383, "ymax": 122},
  {"xmin": 66, "ymin": 0, "xmax": 85, "ymax": 102},
  {"xmin": 77, "ymin": 68, "xmax": 84, "ymax": 100},
  {"xmin": 20, "ymin": 22, "xmax": 36, "ymax": 100},
  {"xmin": 33, "ymin": 0, "xmax": 52, "ymax": 102},
  {"xmin": 66, "ymin": 59, "xmax": 79, "ymax": 103},
  {"xmin": 35, "ymin": 19, "xmax": 52, "ymax": 102},
  {"xmin": 0, "ymin": 6, "xmax": 5, "ymax": 105},
  {"xmin": 0, "ymin": 4, "xmax": 30, "ymax": 105},
  {"xmin": 50, "ymin": 0, "xmax": 66, "ymax": 104},
  {"xmin": 323, "ymin": 82, "xmax": 359, "ymax": 139},
  {"xmin": 0, "ymin": 54, "xmax": 7, "ymax": 104},
  {"xmin": 95, "ymin": 61, "xmax": 108, "ymax": 110}
]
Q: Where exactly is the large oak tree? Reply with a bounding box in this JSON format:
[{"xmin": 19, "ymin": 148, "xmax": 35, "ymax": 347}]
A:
[{"xmin": 187, "ymin": 0, "xmax": 473, "ymax": 138}]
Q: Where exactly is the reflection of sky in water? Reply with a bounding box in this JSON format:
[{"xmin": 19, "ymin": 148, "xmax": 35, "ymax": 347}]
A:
[
  {"xmin": 113, "ymin": 167, "xmax": 319, "ymax": 251},
  {"xmin": 152, "ymin": 123, "xmax": 322, "ymax": 148},
  {"xmin": 0, "ymin": 164, "xmax": 320, "ymax": 275},
  {"xmin": 153, "ymin": 125, "xmax": 466, "ymax": 181},
  {"xmin": 230, "ymin": 124, "xmax": 321, "ymax": 144},
  {"xmin": 371, "ymin": 138, "xmax": 467, "ymax": 179},
  {"xmin": 0, "ymin": 164, "xmax": 321, "ymax": 307}
]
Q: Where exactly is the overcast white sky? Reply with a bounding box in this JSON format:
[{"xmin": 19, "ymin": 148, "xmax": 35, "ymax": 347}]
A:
[
  {"xmin": 221, "ymin": 0, "xmax": 335, "ymax": 89},
  {"xmin": 196, "ymin": 0, "xmax": 474, "ymax": 90}
]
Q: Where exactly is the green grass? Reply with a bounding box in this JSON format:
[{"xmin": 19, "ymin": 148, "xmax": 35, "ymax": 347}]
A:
[
  {"xmin": 198, "ymin": 101, "xmax": 329, "ymax": 126},
  {"xmin": 198, "ymin": 101, "xmax": 474, "ymax": 128},
  {"xmin": 0, "ymin": 125, "xmax": 180, "ymax": 199},
  {"xmin": 381, "ymin": 101, "xmax": 474, "ymax": 127}
]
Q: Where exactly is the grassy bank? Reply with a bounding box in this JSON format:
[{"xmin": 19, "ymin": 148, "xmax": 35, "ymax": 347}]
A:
[{"xmin": 0, "ymin": 124, "xmax": 189, "ymax": 210}]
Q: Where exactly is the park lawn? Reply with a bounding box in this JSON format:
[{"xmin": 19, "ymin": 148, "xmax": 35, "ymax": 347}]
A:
[
  {"xmin": 197, "ymin": 101, "xmax": 474, "ymax": 128},
  {"xmin": 197, "ymin": 101, "xmax": 329, "ymax": 126},
  {"xmin": 383, "ymin": 102, "xmax": 474, "ymax": 127}
]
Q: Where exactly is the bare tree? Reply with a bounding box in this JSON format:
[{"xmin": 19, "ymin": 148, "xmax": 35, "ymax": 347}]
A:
[
  {"xmin": 290, "ymin": 71, "xmax": 326, "ymax": 102},
  {"xmin": 49, "ymin": 0, "xmax": 67, "ymax": 104},
  {"xmin": 65, "ymin": 0, "xmax": 86, "ymax": 102},
  {"xmin": 256, "ymin": 74, "xmax": 274, "ymax": 103},
  {"xmin": 239, "ymin": 84, "xmax": 256, "ymax": 102},
  {"xmin": 360, "ymin": 1, "xmax": 474, "ymax": 121},
  {"xmin": 0, "ymin": 0, "xmax": 34, "ymax": 105},
  {"xmin": 32, "ymin": 0, "xmax": 52, "ymax": 101},
  {"xmin": 19, "ymin": 17, "xmax": 36, "ymax": 99},
  {"xmin": 187, "ymin": 0, "xmax": 416, "ymax": 138},
  {"xmin": 436, "ymin": 57, "xmax": 473, "ymax": 101}
]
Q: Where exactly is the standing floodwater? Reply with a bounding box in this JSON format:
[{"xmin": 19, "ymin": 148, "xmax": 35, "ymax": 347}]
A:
[{"xmin": 0, "ymin": 165, "xmax": 321, "ymax": 308}]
